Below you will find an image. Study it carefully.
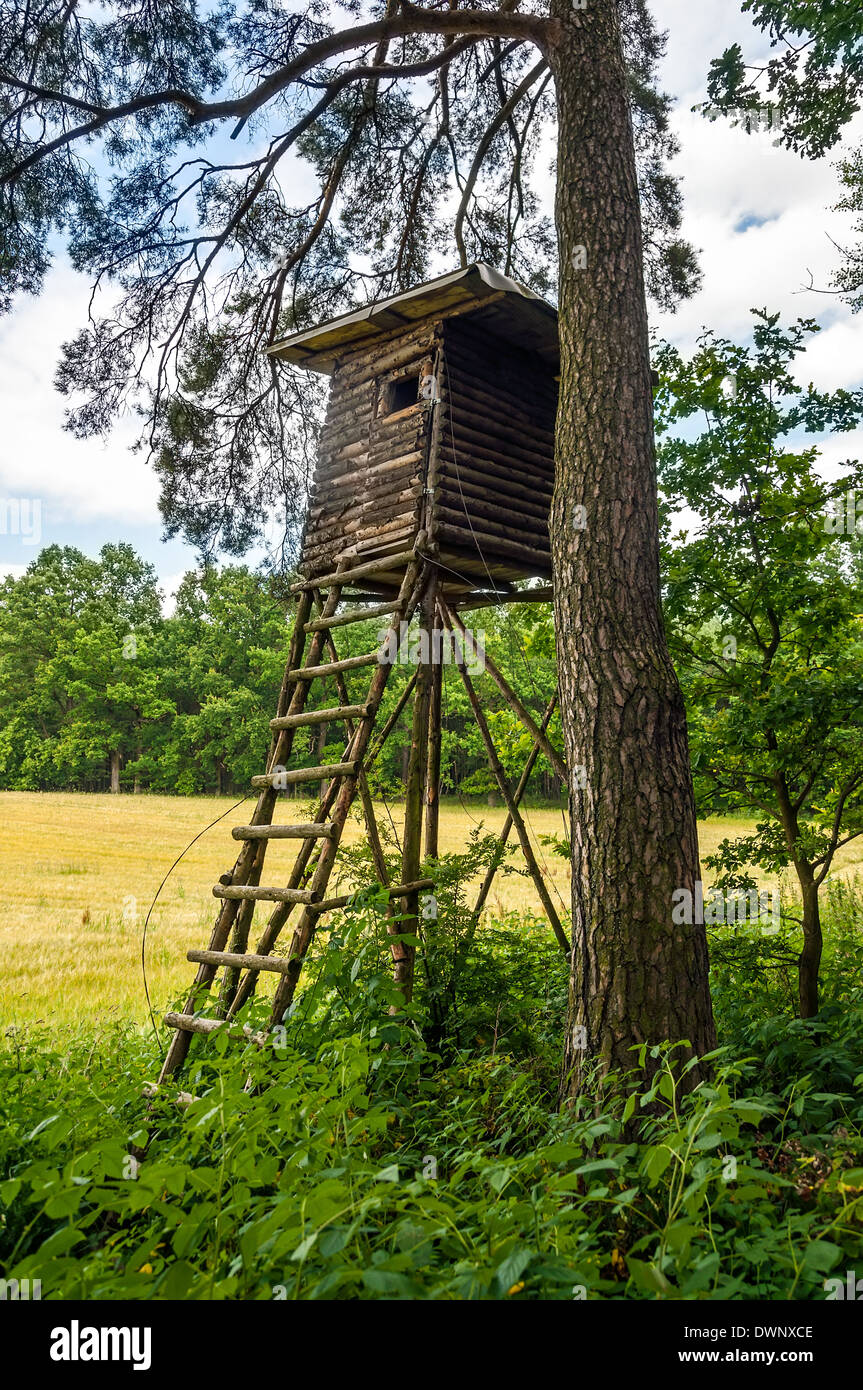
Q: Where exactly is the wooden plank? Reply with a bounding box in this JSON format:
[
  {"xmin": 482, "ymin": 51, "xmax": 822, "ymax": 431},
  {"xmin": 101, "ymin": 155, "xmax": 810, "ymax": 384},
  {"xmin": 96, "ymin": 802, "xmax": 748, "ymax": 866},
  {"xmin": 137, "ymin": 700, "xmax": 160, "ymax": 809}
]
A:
[
  {"xmin": 187, "ymin": 949, "xmax": 294, "ymax": 975},
  {"xmin": 455, "ymin": 586, "xmax": 553, "ymax": 611},
  {"xmin": 270, "ymin": 702, "xmax": 372, "ymax": 730},
  {"xmin": 437, "ymin": 489, "xmax": 551, "ymax": 538},
  {"xmin": 288, "ymin": 652, "xmax": 381, "ymax": 682},
  {"xmin": 293, "ymin": 543, "xmax": 422, "ymax": 593},
  {"xmin": 213, "ymin": 884, "xmax": 321, "ymax": 905},
  {"xmin": 301, "ymin": 517, "xmax": 419, "ymax": 572},
  {"xmin": 444, "ymin": 412, "xmax": 554, "ymax": 476},
  {"xmin": 437, "ymin": 507, "xmax": 551, "ymax": 554},
  {"xmin": 231, "ymin": 822, "xmax": 337, "ymax": 841},
  {"xmin": 437, "ymin": 522, "xmax": 551, "ymax": 573},
  {"xmin": 438, "ymin": 458, "xmax": 552, "ymax": 517},
  {"xmin": 304, "ymin": 602, "xmax": 394, "ymax": 632},
  {"xmin": 163, "ymin": 1012, "xmax": 267, "ymax": 1044},
  {"xmin": 309, "ymin": 877, "xmax": 435, "ymax": 915},
  {"xmin": 250, "ymin": 760, "xmax": 358, "ymax": 789}
]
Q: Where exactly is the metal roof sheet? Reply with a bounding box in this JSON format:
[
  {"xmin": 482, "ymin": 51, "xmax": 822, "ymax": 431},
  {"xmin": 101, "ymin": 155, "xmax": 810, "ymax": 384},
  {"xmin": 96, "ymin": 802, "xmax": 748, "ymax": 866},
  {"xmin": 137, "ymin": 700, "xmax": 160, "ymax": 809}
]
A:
[{"xmin": 266, "ymin": 263, "xmax": 558, "ymax": 374}]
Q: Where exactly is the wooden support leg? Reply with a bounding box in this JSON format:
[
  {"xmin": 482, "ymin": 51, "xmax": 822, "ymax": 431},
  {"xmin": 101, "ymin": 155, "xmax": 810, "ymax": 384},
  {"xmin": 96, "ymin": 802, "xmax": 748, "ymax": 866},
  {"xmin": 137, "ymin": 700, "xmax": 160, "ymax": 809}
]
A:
[
  {"xmin": 425, "ymin": 612, "xmax": 443, "ymax": 860},
  {"xmin": 320, "ymin": 622, "xmax": 392, "ymax": 891},
  {"xmin": 446, "ymin": 605, "xmax": 566, "ymax": 781},
  {"xmin": 390, "ymin": 580, "xmax": 436, "ymax": 1005},
  {"xmin": 470, "ymin": 693, "xmax": 559, "ymax": 922},
  {"xmin": 442, "ymin": 603, "xmax": 569, "ymax": 954},
  {"xmin": 450, "ymin": 693, "xmax": 561, "ymax": 995}
]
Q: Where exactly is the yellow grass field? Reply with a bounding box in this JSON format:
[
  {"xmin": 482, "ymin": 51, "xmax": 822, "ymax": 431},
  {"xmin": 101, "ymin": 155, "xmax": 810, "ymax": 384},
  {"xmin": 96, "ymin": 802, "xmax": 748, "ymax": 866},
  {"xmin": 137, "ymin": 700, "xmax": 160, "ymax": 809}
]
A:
[{"xmin": 2, "ymin": 790, "xmax": 861, "ymax": 1029}]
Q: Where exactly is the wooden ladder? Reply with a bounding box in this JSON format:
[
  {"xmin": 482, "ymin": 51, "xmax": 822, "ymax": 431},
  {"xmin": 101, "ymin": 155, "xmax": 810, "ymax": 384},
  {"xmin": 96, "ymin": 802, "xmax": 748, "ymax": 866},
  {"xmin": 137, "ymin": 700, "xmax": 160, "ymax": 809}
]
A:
[{"xmin": 158, "ymin": 543, "xmax": 433, "ymax": 1082}]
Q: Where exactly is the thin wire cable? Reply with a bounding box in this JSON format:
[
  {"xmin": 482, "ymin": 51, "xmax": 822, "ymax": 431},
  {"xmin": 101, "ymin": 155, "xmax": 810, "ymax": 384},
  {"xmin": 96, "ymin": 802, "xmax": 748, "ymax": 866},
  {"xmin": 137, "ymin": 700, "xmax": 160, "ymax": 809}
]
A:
[
  {"xmin": 141, "ymin": 794, "xmax": 252, "ymax": 1057},
  {"xmin": 439, "ymin": 350, "xmax": 568, "ymax": 915},
  {"xmin": 440, "ymin": 653, "xmax": 484, "ymax": 829}
]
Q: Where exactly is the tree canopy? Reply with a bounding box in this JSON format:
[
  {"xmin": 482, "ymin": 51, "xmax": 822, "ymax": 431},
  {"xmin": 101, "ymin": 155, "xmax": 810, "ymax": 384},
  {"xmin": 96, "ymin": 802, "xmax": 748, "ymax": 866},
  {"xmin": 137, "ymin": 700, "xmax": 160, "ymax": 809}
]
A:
[
  {"xmin": 656, "ymin": 309, "xmax": 863, "ymax": 1014},
  {"xmin": 1, "ymin": 0, "xmax": 698, "ymax": 558}
]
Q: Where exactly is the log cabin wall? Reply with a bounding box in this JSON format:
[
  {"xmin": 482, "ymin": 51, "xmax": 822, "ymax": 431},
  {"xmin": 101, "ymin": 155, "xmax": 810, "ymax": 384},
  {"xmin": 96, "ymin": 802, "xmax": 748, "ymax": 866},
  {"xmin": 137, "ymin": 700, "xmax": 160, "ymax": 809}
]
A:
[
  {"xmin": 297, "ymin": 294, "xmax": 558, "ymax": 588},
  {"xmin": 298, "ymin": 321, "xmax": 438, "ymax": 579},
  {"xmin": 432, "ymin": 313, "xmax": 557, "ymax": 582}
]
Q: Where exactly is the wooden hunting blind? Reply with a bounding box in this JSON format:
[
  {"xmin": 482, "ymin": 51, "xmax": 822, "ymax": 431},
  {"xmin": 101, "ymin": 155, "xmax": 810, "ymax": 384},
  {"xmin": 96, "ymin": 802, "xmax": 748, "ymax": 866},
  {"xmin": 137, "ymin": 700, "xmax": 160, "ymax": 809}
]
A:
[
  {"xmin": 160, "ymin": 265, "xmax": 567, "ymax": 1084},
  {"xmin": 273, "ymin": 262, "xmax": 559, "ymax": 589}
]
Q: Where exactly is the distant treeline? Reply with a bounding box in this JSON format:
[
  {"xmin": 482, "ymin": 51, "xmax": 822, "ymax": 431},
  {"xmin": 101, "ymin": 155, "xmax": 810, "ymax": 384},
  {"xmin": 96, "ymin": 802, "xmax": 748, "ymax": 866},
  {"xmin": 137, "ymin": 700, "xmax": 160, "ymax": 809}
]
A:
[{"xmin": 0, "ymin": 544, "xmax": 564, "ymax": 800}]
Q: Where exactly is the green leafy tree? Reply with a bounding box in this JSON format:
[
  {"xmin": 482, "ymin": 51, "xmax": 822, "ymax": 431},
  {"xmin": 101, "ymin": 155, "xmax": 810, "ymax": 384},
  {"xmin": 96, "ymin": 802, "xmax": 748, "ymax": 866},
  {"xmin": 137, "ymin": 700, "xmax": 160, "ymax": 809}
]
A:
[
  {"xmin": 159, "ymin": 566, "xmax": 290, "ymax": 794},
  {"xmin": 0, "ymin": 544, "xmax": 163, "ymax": 790},
  {"xmin": 655, "ymin": 310, "xmax": 863, "ymax": 1017}
]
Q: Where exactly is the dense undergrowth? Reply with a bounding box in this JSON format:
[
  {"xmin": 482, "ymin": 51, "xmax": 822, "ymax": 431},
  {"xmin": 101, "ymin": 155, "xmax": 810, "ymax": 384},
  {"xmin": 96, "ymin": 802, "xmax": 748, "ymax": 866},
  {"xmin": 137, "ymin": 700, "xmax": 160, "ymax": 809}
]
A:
[{"xmin": 2, "ymin": 881, "xmax": 863, "ymax": 1300}]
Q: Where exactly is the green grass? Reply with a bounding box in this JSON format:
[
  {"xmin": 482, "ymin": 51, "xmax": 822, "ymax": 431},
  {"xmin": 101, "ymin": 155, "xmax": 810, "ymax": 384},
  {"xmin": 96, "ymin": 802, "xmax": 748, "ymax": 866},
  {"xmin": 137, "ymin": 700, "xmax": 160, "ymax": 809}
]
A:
[
  {"xmin": 3, "ymin": 791, "xmax": 863, "ymax": 1028},
  {"xmin": 1, "ymin": 898, "xmax": 862, "ymax": 1301}
]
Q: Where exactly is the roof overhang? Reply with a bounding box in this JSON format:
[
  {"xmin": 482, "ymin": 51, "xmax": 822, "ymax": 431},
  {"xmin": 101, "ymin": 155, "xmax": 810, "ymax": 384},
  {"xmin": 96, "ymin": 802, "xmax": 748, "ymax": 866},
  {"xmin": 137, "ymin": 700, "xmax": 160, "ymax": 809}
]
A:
[{"xmin": 265, "ymin": 263, "xmax": 558, "ymax": 375}]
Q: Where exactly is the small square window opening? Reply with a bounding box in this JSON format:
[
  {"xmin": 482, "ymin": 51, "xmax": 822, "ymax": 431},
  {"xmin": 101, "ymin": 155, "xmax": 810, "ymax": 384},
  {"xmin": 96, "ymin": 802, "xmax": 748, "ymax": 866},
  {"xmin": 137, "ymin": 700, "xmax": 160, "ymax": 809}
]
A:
[{"xmin": 382, "ymin": 373, "xmax": 420, "ymax": 416}]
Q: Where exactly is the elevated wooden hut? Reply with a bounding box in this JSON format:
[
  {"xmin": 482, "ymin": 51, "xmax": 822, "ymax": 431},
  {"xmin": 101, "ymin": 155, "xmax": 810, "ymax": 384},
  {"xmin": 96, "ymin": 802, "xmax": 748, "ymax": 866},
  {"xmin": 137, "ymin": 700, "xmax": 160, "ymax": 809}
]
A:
[
  {"xmin": 159, "ymin": 266, "xmax": 566, "ymax": 1083},
  {"xmin": 268, "ymin": 262, "xmax": 559, "ymax": 591}
]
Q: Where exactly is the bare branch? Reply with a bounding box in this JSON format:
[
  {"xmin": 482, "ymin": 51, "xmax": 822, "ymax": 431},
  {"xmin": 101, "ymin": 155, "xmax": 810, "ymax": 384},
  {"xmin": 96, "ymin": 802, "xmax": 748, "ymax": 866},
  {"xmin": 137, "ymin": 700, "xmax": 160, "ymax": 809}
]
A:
[{"xmin": 454, "ymin": 54, "xmax": 547, "ymax": 265}]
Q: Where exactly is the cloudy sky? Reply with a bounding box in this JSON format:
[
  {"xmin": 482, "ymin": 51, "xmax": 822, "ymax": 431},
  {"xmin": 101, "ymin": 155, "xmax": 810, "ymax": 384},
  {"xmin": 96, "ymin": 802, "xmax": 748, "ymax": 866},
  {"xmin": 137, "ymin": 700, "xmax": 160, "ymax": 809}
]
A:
[{"xmin": 1, "ymin": 0, "xmax": 861, "ymax": 601}]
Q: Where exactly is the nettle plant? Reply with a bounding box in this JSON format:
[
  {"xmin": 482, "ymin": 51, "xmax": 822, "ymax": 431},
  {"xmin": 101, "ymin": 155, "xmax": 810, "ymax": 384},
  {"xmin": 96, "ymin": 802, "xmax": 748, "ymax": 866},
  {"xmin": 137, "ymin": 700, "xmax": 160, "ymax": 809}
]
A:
[{"xmin": 655, "ymin": 311, "xmax": 863, "ymax": 1021}]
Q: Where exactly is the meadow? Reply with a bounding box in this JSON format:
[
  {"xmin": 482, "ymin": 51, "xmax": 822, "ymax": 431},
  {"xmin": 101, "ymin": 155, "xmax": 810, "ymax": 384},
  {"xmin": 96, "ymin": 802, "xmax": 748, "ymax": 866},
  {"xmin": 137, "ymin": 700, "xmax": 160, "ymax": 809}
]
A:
[
  {"xmin": 4, "ymin": 792, "xmax": 863, "ymax": 1304},
  {"xmin": 2, "ymin": 790, "xmax": 863, "ymax": 1029}
]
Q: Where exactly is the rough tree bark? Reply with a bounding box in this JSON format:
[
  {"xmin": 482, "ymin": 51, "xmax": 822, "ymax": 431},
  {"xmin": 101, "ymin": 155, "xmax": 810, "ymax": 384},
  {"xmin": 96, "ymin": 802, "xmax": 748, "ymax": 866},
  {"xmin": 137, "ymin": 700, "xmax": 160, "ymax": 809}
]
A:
[{"xmin": 548, "ymin": 0, "xmax": 717, "ymax": 1095}]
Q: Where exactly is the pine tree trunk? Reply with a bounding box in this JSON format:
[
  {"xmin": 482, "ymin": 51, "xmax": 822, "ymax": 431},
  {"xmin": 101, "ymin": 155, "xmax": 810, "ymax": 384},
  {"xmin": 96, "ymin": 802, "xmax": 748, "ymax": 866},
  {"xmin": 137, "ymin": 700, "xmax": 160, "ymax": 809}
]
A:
[{"xmin": 548, "ymin": 0, "xmax": 716, "ymax": 1095}]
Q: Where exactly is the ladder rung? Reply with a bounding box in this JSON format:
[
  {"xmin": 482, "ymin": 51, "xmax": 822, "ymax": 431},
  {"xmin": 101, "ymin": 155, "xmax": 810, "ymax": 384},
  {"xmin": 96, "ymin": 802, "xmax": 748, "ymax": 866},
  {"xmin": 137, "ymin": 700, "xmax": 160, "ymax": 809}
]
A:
[
  {"xmin": 251, "ymin": 760, "xmax": 358, "ymax": 789},
  {"xmin": 304, "ymin": 602, "xmax": 394, "ymax": 632},
  {"xmin": 213, "ymin": 884, "xmax": 321, "ymax": 904},
  {"xmin": 163, "ymin": 1012, "xmax": 267, "ymax": 1044},
  {"xmin": 270, "ymin": 703, "xmax": 371, "ymax": 731},
  {"xmin": 231, "ymin": 821, "xmax": 337, "ymax": 841},
  {"xmin": 291, "ymin": 543, "xmax": 421, "ymax": 593},
  {"xmin": 187, "ymin": 949, "xmax": 294, "ymax": 975},
  {"xmin": 288, "ymin": 652, "xmax": 380, "ymax": 681},
  {"xmin": 309, "ymin": 877, "xmax": 435, "ymax": 914}
]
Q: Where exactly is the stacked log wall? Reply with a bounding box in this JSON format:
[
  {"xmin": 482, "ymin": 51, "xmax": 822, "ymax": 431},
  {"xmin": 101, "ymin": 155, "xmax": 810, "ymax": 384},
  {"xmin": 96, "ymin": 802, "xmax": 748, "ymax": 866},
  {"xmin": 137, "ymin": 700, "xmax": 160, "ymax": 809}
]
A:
[
  {"xmin": 432, "ymin": 315, "xmax": 556, "ymax": 578},
  {"xmin": 298, "ymin": 308, "xmax": 557, "ymax": 584},
  {"xmin": 298, "ymin": 323, "xmax": 437, "ymax": 577}
]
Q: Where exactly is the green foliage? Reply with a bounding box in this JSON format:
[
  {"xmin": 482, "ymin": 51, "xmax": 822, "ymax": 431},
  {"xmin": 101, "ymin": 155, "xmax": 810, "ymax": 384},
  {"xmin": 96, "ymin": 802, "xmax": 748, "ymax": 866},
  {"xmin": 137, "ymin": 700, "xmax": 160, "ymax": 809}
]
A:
[
  {"xmin": 0, "ymin": 546, "xmax": 287, "ymax": 794},
  {"xmin": 2, "ymin": 898, "xmax": 863, "ymax": 1301},
  {"xmin": 709, "ymin": 878, "xmax": 863, "ymax": 1052},
  {"xmin": 0, "ymin": 548, "xmax": 566, "ymax": 805},
  {"xmin": 705, "ymin": 6, "xmax": 863, "ymax": 159},
  {"xmin": 655, "ymin": 312, "xmax": 863, "ymax": 905}
]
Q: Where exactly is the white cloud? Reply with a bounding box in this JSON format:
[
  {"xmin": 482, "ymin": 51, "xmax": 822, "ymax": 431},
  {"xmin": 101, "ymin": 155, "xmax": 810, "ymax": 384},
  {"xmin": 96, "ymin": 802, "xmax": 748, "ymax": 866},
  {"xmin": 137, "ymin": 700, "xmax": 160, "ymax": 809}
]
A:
[
  {"xmin": 158, "ymin": 569, "xmax": 191, "ymax": 616},
  {"xmin": 0, "ymin": 562, "xmax": 28, "ymax": 582},
  {"xmin": 0, "ymin": 264, "xmax": 161, "ymax": 527}
]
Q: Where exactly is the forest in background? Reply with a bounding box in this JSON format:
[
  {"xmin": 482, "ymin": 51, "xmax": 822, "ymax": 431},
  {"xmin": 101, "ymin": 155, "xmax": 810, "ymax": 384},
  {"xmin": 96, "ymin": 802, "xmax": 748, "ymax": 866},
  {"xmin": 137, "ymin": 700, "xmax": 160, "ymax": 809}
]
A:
[{"xmin": 0, "ymin": 541, "xmax": 562, "ymax": 802}]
